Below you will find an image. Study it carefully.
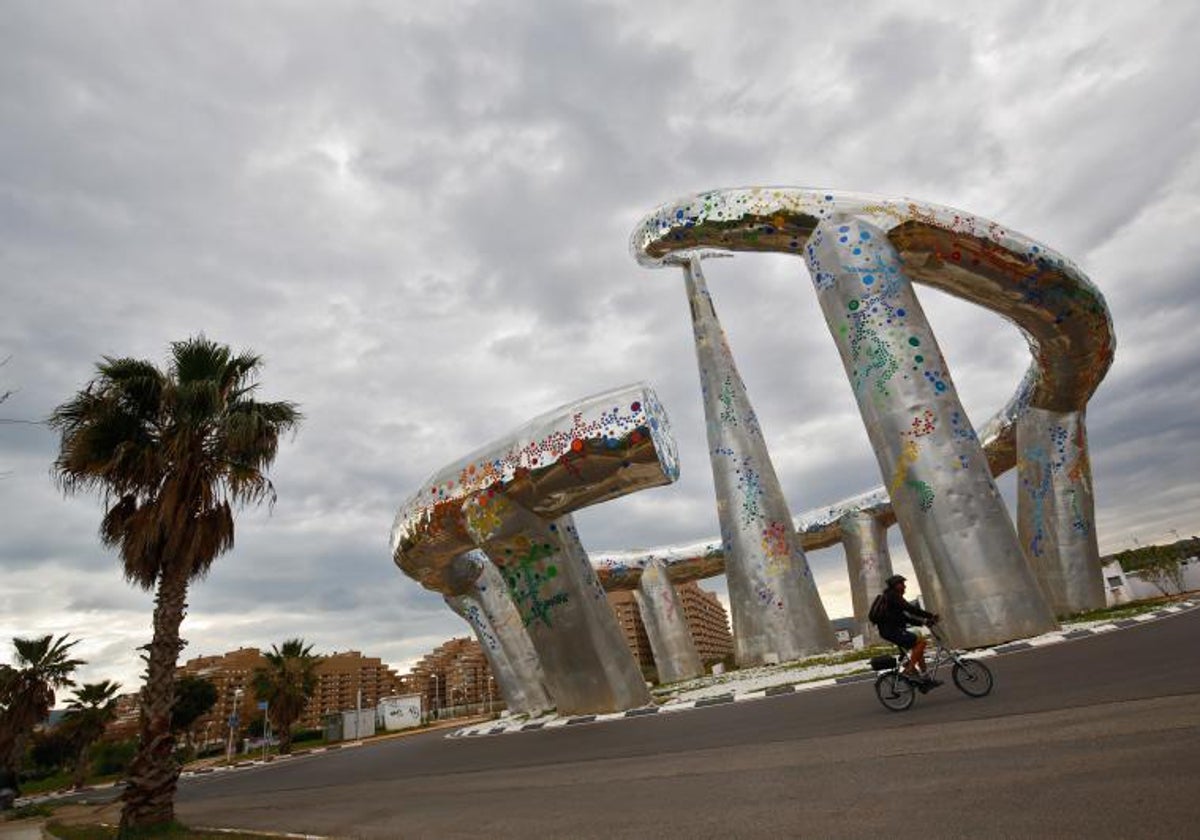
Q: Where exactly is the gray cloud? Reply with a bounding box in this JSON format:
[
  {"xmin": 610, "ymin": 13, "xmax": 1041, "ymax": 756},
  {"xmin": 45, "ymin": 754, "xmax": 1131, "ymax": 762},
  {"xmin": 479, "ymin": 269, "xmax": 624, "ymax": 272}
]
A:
[{"xmin": 2, "ymin": 0, "xmax": 1198, "ymax": 691}]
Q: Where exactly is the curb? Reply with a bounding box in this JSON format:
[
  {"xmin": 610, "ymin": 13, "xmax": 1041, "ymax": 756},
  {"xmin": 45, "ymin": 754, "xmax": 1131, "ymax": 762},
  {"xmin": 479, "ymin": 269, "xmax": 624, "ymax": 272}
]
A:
[
  {"xmin": 448, "ymin": 598, "xmax": 1199, "ymax": 738},
  {"xmin": 12, "ymin": 718, "xmax": 491, "ymax": 810}
]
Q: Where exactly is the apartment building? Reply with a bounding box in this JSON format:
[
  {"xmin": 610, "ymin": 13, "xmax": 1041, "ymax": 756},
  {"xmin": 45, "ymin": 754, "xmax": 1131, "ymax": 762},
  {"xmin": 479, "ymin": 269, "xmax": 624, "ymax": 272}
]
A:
[
  {"xmin": 401, "ymin": 637, "xmax": 496, "ymax": 715},
  {"xmin": 676, "ymin": 581, "xmax": 734, "ymax": 666},
  {"xmin": 125, "ymin": 646, "xmax": 407, "ymax": 744},
  {"xmin": 606, "ymin": 590, "xmax": 657, "ymax": 679}
]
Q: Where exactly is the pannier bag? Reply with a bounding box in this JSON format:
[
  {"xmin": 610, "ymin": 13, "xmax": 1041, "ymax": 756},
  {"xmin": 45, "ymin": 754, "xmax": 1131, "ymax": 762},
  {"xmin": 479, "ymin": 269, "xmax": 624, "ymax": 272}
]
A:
[{"xmin": 869, "ymin": 654, "xmax": 898, "ymax": 671}]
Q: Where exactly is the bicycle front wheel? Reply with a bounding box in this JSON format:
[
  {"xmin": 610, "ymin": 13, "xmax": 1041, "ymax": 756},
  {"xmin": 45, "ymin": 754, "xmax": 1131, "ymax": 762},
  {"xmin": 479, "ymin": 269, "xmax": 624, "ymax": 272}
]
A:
[
  {"xmin": 875, "ymin": 672, "xmax": 916, "ymax": 711},
  {"xmin": 952, "ymin": 659, "xmax": 993, "ymax": 697}
]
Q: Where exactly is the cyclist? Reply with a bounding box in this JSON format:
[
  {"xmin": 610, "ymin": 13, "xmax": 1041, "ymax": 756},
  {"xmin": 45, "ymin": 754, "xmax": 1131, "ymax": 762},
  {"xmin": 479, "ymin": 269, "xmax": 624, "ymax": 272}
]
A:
[{"xmin": 875, "ymin": 574, "xmax": 941, "ymax": 687}]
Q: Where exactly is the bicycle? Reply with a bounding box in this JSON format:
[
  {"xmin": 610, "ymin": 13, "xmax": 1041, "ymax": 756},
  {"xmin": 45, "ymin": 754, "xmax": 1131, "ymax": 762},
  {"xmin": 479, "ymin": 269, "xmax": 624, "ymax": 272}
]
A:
[{"xmin": 871, "ymin": 622, "xmax": 993, "ymax": 712}]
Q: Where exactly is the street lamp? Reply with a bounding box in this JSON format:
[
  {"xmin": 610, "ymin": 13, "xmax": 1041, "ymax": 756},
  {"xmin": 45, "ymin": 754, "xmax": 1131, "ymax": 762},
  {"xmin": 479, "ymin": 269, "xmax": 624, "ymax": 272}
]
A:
[
  {"xmin": 226, "ymin": 688, "xmax": 243, "ymax": 763},
  {"xmin": 430, "ymin": 673, "xmax": 440, "ymax": 721}
]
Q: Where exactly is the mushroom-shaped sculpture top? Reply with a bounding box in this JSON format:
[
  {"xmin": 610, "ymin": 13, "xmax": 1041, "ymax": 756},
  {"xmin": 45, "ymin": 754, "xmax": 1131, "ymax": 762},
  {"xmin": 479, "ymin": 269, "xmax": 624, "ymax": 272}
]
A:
[
  {"xmin": 631, "ymin": 188, "xmax": 1114, "ymax": 413},
  {"xmin": 390, "ymin": 382, "xmax": 678, "ymax": 596}
]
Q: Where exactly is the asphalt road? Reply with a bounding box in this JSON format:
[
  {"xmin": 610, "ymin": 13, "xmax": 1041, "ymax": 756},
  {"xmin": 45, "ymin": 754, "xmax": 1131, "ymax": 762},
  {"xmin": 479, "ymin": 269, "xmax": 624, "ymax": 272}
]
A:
[{"xmin": 174, "ymin": 608, "xmax": 1200, "ymax": 839}]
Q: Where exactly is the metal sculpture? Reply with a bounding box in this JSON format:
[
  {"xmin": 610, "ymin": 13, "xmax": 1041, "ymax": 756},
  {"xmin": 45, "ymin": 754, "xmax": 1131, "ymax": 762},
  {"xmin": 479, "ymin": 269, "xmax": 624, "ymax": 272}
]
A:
[
  {"xmin": 393, "ymin": 188, "xmax": 1115, "ymax": 702},
  {"xmin": 391, "ymin": 382, "xmax": 677, "ymax": 714},
  {"xmin": 633, "ymin": 558, "xmax": 703, "ymax": 683},
  {"xmin": 1016, "ymin": 407, "xmax": 1104, "ymax": 614},
  {"xmin": 443, "ymin": 551, "xmax": 554, "ymax": 715},
  {"xmin": 632, "ymin": 188, "xmax": 1114, "ymax": 647},
  {"xmin": 681, "ymin": 256, "xmax": 836, "ymax": 663},
  {"xmin": 838, "ymin": 510, "xmax": 894, "ymax": 643}
]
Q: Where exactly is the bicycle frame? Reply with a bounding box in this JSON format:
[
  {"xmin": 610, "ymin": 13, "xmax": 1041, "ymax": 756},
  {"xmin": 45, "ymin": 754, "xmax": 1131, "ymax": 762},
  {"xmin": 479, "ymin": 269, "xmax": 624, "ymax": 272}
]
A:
[
  {"xmin": 874, "ymin": 621, "xmax": 994, "ymax": 711},
  {"xmin": 908, "ymin": 623, "xmax": 969, "ymax": 679}
]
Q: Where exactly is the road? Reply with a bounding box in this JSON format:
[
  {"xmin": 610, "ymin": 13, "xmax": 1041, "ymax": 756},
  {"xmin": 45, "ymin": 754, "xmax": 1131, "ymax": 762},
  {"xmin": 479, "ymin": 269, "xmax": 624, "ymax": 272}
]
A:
[{"xmin": 174, "ymin": 608, "xmax": 1200, "ymax": 839}]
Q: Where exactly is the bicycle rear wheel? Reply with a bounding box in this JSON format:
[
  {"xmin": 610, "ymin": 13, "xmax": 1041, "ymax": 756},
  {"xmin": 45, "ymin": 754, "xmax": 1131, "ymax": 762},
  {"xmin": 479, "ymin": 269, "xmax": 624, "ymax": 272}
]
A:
[
  {"xmin": 952, "ymin": 659, "xmax": 993, "ymax": 697},
  {"xmin": 874, "ymin": 672, "xmax": 916, "ymax": 711}
]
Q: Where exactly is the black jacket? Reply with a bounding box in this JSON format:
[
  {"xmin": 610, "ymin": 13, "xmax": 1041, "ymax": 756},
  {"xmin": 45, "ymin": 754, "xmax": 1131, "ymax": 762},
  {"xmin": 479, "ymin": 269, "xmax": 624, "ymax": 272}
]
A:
[{"xmin": 877, "ymin": 588, "xmax": 934, "ymax": 634}]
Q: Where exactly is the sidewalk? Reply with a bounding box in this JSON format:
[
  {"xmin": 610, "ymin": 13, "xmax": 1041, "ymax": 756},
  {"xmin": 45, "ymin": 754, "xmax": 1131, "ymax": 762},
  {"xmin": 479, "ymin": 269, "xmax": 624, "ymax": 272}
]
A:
[{"xmin": 0, "ymin": 820, "xmax": 45, "ymax": 839}]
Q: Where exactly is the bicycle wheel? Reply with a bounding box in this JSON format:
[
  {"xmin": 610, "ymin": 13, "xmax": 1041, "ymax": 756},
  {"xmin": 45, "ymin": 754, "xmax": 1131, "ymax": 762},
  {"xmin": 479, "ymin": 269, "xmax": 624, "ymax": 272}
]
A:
[
  {"xmin": 874, "ymin": 672, "xmax": 916, "ymax": 711},
  {"xmin": 952, "ymin": 659, "xmax": 993, "ymax": 697}
]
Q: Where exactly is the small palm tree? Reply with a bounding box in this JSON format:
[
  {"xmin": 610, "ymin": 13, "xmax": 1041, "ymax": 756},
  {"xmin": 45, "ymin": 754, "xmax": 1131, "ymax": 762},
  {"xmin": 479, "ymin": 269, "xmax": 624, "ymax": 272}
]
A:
[
  {"xmin": 251, "ymin": 639, "xmax": 321, "ymax": 755},
  {"xmin": 49, "ymin": 336, "xmax": 300, "ymax": 830},
  {"xmin": 62, "ymin": 680, "xmax": 122, "ymax": 789},
  {"xmin": 0, "ymin": 634, "xmax": 84, "ymax": 792}
]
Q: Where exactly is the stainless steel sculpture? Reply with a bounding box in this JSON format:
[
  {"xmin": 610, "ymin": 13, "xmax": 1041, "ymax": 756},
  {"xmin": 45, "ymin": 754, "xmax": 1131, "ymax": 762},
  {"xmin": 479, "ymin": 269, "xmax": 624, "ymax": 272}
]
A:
[
  {"xmin": 681, "ymin": 256, "xmax": 836, "ymax": 663},
  {"xmin": 805, "ymin": 214, "xmax": 1056, "ymax": 645},
  {"xmin": 391, "ymin": 383, "xmax": 677, "ymax": 714},
  {"xmin": 633, "ymin": 558, "xmax": 703, "ymax": 683},
  {"xmin": 838, "ymin": 511, "xmax": 893, "ymax": 644},
  {"xmin": 1016, "ymin": 407, "xmax": 1105, "ymax": 614},
  {"xmin": 443, "ymin": 551, "xmax": 554, "ymax": 715},
  {"xmin": 632, "ymin": 188, "xmax": 1115, "ymax": 648},
  {"xmin": 393, "ymin": 188, "xmax": 1116, "ymax": 705}
]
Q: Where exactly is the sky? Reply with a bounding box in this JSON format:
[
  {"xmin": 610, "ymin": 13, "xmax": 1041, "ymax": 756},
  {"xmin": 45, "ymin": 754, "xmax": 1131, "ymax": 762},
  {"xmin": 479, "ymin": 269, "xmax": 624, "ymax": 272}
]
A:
[{"xmin": 2, "ymin": 1, "xmax": 1199, "ymax": 693}]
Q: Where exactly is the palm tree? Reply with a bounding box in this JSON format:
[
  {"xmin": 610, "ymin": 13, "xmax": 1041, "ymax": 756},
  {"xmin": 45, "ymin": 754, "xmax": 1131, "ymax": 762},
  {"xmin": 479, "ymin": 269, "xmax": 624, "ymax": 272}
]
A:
[
  {"xmin": 62, "ymin": 680, "xmax": 121, "ymax": 789},
  {"xmin": 251, "ymin": 639, "xmax": 321, "ymax": 755},
  {"xmin": 0, "ymin": 634, "xmax": 84, "ymax": 794},
  {"xmin": 49, "ymin": 336, "xmax": 300, "ymax": 831}
]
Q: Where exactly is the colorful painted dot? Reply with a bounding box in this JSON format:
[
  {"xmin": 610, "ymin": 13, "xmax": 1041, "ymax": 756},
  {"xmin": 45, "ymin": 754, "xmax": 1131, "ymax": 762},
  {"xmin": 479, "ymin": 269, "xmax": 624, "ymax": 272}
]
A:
[{"xmin": 909, "ymin": 337, "xmax": 920, "ymax": 346}]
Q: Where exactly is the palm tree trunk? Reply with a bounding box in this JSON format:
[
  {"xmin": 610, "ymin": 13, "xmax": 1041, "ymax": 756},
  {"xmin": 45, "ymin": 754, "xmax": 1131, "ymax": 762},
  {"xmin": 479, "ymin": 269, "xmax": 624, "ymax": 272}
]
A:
[
  {"xmin": 119, "ymin": 568, "xmax": 189, "ymax": 831},
  {"xmin": 72, "ymin": 747, "xmax": 89, "ymax": 790}
]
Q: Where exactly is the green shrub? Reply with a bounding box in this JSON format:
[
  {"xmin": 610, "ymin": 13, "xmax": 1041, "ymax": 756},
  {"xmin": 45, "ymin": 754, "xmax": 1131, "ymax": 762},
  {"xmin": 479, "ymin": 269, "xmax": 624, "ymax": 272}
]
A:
[
  {"xmin": 291, "ymin": 728, "xmax": 322, "ymax": 744},
  {"xmin": 90, "ymin": 739, "xmax": 136, "ymax": 776}
]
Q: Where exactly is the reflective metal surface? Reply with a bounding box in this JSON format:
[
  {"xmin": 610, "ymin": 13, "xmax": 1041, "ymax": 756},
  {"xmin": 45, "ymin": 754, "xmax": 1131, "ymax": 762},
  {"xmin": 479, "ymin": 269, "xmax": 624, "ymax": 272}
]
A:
[
  {"xmin": 391, "ymin": 382, "xmax": 678, "ymax": 590},
  {"xmin": 463, "ymin": 509, "xmax": 650, "ymax": 714},
  {"xmin": 1017, "ymin": 407, "xmax": 1105, "ymax": 615},
  {"xmin": 806, "ymin": 214, "xmax": 1057, "ymax": 645},
  {"xmin": 626, "ymin": 188, "xmax": 1113, "ymax": 646},
  {"xmin": 391, "ymin": 383, "xmax": 671, "ymax": 713},
  {"xmin": 633, "ymin": 557, "xmax": 703, "ymax": 683},
  {"xmin": 682, "ymin": 256, "xmax": 835, "ymax": 663},
  {"xmin": 443, "ymin": 552, "xmax": 554, "ymax": 715},
  {"xmin": 839, "ymin": 511, "xmax": 893, "ymax": 644}
]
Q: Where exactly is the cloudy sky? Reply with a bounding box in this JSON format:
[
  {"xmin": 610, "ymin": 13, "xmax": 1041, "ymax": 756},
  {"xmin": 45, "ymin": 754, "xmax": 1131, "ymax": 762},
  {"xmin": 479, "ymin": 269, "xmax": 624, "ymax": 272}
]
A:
[{"xmin": 2, "ymin": 1, "xmax": 1198, "ymax": 692}]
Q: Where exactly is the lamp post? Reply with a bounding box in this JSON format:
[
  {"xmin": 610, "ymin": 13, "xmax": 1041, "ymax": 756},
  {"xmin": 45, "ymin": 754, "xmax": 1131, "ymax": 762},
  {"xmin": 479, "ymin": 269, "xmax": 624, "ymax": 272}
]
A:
[
  {"xmin": 226, "ymin": 688, "xmax": 243, "ymax": 764},
  {"xmin": 430, "ymin": 673, "xmax": 439, "ymax": 721},
  {"xmin": 487, "ymin": 675, "xmax": 494, "ymax": 714}
]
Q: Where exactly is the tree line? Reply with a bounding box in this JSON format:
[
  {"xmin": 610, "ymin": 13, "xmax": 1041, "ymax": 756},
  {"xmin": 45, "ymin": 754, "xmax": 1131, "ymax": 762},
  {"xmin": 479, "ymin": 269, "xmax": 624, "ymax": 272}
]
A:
[{"xmin": 0, "ymin": 633, "xmax": 323, "ymax": 804}]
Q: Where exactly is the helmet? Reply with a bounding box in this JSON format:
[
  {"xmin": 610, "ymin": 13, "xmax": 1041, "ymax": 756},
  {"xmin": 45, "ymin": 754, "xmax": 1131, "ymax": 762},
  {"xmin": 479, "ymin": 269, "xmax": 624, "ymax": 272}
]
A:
[{"xmin": 885, "ymin": 574, "xmax": 907, "ymax": 588}]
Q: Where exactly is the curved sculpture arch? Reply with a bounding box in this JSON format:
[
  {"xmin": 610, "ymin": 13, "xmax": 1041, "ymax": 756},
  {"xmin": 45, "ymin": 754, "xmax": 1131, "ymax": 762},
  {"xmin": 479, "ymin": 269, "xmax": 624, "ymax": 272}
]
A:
[{"xmin": 593, "ymin": 188, "xmax": 1114, "ymax": 594}]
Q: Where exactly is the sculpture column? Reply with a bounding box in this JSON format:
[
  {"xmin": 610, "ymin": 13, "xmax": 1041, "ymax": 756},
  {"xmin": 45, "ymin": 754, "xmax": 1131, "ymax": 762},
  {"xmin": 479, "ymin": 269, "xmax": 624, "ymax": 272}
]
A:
[
  {"xmin": 443, "ymin": 551, "xmax": 554, "ymax": 715},
  {"xmin": 682, "ymin": 257, "xmax": 836, "ymax": 665},
  {"xmin": 633, "ymin": 558, "xmax": 703, "ymax": 683},
  {"xmin": 463, "ymin": 506, "xmax": 651, "ymax": 715},
  {"xmin": 838, "ymin": 511, "xmax": 894, "ymax": 644},
  {"xmin": 1016, "ymin": 407, "xmax": 1105, "ymax": 615},
  {"xmin": 804, "ymin": 216, "xmax": 1058, "ymax": 647}
]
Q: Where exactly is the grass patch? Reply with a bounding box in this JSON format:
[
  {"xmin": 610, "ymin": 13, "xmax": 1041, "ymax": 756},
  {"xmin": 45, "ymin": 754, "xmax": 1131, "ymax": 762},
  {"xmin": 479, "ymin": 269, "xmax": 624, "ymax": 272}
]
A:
[
  {"xmin": 19, "ymin": 771, "xmax": 125, "ymax": 796},
  {"xmin": 1063, "ymin": 599, "xmax": 1176, "ymax": 624},
  {"xmin": 6, "ymin": 802, "xmax": 56, "ymax": 820},
  {"xmin": 47, "ymin": 820, "xmax": 294, "ymax": 839}
]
